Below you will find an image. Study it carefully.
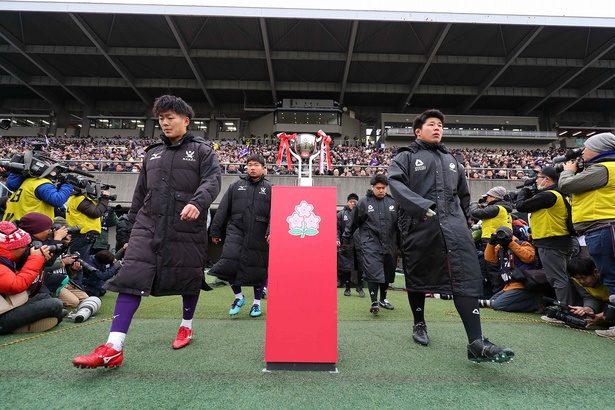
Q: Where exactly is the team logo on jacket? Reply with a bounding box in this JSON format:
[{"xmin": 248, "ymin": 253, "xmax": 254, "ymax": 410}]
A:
[
  {"xmin": 449, "ymin": 162, "xmax": 457, "ymax": 172},
  {"xmin": 286, "ymin": 200, "xmax": 321, "ymax": 238},
  {"xmin": 367, "ymin": 205, "xmax": 374, "ymax": 212},
  {"xmin": 183, "ymin": 150, "xmax": 196, "ymax": 161},
  {"xmin": 389, "ymin": 205, "xmax": 395, "ymax": 211},
  {"xmin": 343, "ymin": 215, "xmax": 348, "ymax": 221},
  {"xmin": 415, "ymin": 159, "xmax": 426, "ymax": 171},
  {"xmin": 150, "ymin": 153, "xmax": 161, "ymax": 160},
  {"xmin": 238, "ymin": 185, "xmax": 247, "ymax": 191},
  {"xmin": 259, "ymin": 187, "xmax": 267, "ymax": 195}
]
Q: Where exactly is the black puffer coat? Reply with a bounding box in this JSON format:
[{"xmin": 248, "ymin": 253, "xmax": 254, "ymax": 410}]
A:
[
  {"xmin": 388, "ymin": 140, "xmax": 483, "ymax": 297},
  {"xmin": 105, "ymin": 133, "xmax": 221, "ymax": 296},
  {"xmin": 343, "ymin": 190, "xmax": 398, "ymax": 284},
  {"xmin": 208, "ymin": 175, "xmax": 272, "ymax": 286},
  {"xmin": 336, "ymin": 206, "xmax": 356, "ymax": 271}
]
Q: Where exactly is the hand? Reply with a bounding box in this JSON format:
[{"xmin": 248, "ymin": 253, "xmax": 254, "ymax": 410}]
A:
[
  {"xmin": 489, "ymin": 233, "xmax": 498, "ymax": 245},
  {"xmin": 62, "ymin": 255, "xmax": 77, "ymax": 266},
  {"xmin": 266, "ymin": 235, "xmax": 270, "ymax": 244},
  {"xmin": 72, "ymin": 261, "xmax": 82, "ymax": 270},
  {"xmin": 101, "ymin": 190, "xmax": 110, "ymax": 197},
  {"xmin": 211, "ymin": 237, "xmax": 221, "ymax": 244},
  {"xmin": 39, "ymin": 245, "xmax": 51, "ymax": 261},
  {"xmin": 180, "ymin": 204, "xmax": 200, "ymax": 221},
  {"xmin": 337, "ymin": 240, "xmax": 341, "ymax": 247},
  {"xmin": 563, "ymin": 160, "xmax": 578, "ymax": 173},
  {"xmin": 569, "ymin": 305, "xmax": 593, "ymax": 317},
  {"xmin": 53, "ymin": 226, "xmax": 68, "ymax": 241}
]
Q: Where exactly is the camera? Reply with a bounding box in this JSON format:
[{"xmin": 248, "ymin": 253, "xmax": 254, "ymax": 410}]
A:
[
  {"xmin": 101, "ymin": 193, "xmax": 118, "ymax": 201},
  {"xmin": 30, "ymin": 240, "xmax": 66, "ymax": 255},
  {"xmin": 52, "ymin": 223, "xmax": 81, "ymax": 235},
  {"xmin": 70, "ymin": 296, "xmax": 101, "ymax": 323},
  {"xmin": 515, "ymin": 176, "xmax": 537, "ymax": 190},
  {"xmin": 553, "ymin": 148, "xmax": 584, "ymax": 173},
  {"xmin": 70, "ymin": 251, "xmax": 97, "ymax": 275},
  {"xmin": 543, "ymin": 297, "xmax": 588, "ymax": 329}
]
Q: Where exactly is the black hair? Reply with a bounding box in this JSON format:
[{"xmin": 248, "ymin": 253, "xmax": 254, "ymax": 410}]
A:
[
  {"xmin": 246, "ymin": 154, "xmax": 266, "ymax": 166},
  {"xmin": 370, "ymin": 173, "xmax": 389, "ymax": 186},
  {"xmin": 413, "ymin": 109, "xmax": 445, "ymax": 134},
  {"xmin": 152, "ymin": 95, "xmax": 195, "ymax": 119},
  {"xmin": 567, "ymin": 256, "xmax": 596, "ymax": 277},
  {"xmin": 95, "ymin": 250, "xmax": 116, "ymax": 265}
]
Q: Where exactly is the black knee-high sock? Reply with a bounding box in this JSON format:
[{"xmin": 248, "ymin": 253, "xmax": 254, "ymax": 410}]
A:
[
  {"xmin": 407, "ymin": 292, "xmax": 426, "ymax": 324},
  {"xmin": 379, "ymin": 283, "xmax": 388, "ymax": 301},
  {"xmin": 367, "ymin": 281, "xmax": 379, "ymax": 304},
  {"xmin": 453, "ymin": 295, "xmax": 483, "ymax": 343}
]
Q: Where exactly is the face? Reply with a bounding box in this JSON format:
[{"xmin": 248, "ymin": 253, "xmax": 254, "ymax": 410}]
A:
[
  {"xmin": 10, "ymin": 245, "xmax": 29, "ymax": 259},
  {"xmin": 372, "ymin": 182, "xmax": 387, "ymax": 198},
  {"xmin": 158, "ymin": 110, "xmax": 189, "ymax": 142},
  {"xmin": 582, "ymin": 146, "xmax": 599, "ymax": 162},
  {"xmin": 415, "ymin": 117, "xmax": 443, "ymax": 144},
  {"xmin": 246, "ymin": 161, "xmax": 265, "ymax": 179},
  {"xmin": 347, "ymin": 199, "xmax": 357, "ymax": 210},
  {"xmin": 536, "ymin": 174, "xmax": 552, "ymax": 190},
  {"xmin": 574, "ymin": 270, "xmax": 599, "ymax": 288}
]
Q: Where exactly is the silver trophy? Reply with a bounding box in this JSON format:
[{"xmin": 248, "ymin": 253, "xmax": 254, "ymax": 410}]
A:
[{"xmin": 290, "ymin": 133, "xmax": 321, "ymax": 186}]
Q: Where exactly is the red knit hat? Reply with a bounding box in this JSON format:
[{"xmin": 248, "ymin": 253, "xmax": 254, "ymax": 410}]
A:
[{"xmin": 0, "ymin": 221, "xmax": 32, "ymax": 250}]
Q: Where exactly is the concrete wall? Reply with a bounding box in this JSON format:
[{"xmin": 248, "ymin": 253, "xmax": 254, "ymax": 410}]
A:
[{"xmin": 102, "ymin": 172, "xmax": 520, "ymax": 209}]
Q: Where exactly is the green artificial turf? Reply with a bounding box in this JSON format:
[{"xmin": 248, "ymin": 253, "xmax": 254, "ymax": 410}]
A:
[{"xmin": 2, "ymin": 279, "xmax": 615, "ymax": 410}]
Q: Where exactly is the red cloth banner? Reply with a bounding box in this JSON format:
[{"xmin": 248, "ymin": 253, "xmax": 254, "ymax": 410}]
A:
[
  {"xmin": 317, "ymin": 129, "xmax": 332, "ymax": 174},
  {"xmin": 275, "ymin": 132, "xmax": 296, "ymax": 171}
]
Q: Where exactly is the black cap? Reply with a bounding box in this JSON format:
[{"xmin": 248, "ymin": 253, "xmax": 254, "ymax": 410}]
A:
[
  {"xmin": 540, "ymin": 166, "xmax": 559, "ymax": 182},
  {"xmin": 347, "ymin": 193, "xmax": 359, "ymax": 202}
]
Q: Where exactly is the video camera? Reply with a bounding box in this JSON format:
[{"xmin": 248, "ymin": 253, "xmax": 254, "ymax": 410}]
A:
[
  {"xmin": 543, "ymin": 297, "xmax": 589, "ymax": 329},
  {"xmin": 553, "ymin": 148, "xmax": 584, "ymax": 173},
  {"xmin": 515, "ymin": 176, "xmax": 537, "ymax": 190}
]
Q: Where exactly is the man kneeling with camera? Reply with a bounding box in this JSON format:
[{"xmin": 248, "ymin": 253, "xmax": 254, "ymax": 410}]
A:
[
  {"xmin": 566, "ymin": 256, "xmax": 615, "ymax": 333},
  {"xmin": 480, "ymin": 225, "xmax": 543, "ymax": 312}
]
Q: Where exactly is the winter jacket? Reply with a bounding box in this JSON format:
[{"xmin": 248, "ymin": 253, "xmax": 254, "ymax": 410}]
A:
[
  {"xmin": 336, "ymin": 206, "xmax": 356, "ymax": 271},
  {"xmin": 388, "ymin": 139, "xmax": 483, "ymax": 297},
  {"xmin": 0, "ymin": 246, "xmax": 45, "ymax": 295},
  {"xmin": 82, "ymin": 254, "xmax": 121, "ymax": 296},
  {"xmin": 104, "ymin": 133, "xmax": 221, "ymax": 296},
  {"xmin": 343, "ymin": 190, "xmax": 398, "ymax": 283},
  {"xmin": 209, "ymin": 175, "xmax": 272, "ymax": 286}
]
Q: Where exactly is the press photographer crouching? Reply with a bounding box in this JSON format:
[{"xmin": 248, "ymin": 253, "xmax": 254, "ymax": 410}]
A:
[
  {"xmin": 0, "ymin": 221, "xmax": 63, "ymax": 334},
  {"xmin": 566, "ymin": 256, "xmax": 615, "ymax": 334},
  {"xmin": 479, "ymin": 225, "xmax": 545, "ymax": 312},
  {"xmin": 81, "ymin": 250, "xmax": 123, "ymax": 297}
]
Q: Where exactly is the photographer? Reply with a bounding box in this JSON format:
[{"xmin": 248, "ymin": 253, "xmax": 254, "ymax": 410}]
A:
[
  {"xmin": 515, "ymin": 166, "xmax": 577, "ymax": 305},
  {"xmin": 566, "ymin": 256, "xmax": 613, "ymax": 331},
  {"xmin": 91, "ymin": 205, "xmax": 120, "ymax": 255},
  {"xmin": 0, "ymin": 221, "xmax": 62, "ymax": 334},
  {"xmin": 65, "ymin": 183, "xmax": 111, "ymax": 270},
  {"xmin": 481, "ymin": 225, "xmax": 542, "ymax": 312},
  {"xmin": 3, "ymin": 156, "xmax": 74, "ymax": 222},
  {"xmin": 558, "ymin": 132, "xmax": 615, "ymax": 313},
  {"xmin": 81, "ymin": 250, "xmax": 122, "ymax": 297},
  {"xmin": 471, "ymin": 186, "xmax": 513, "ymax": 295}
]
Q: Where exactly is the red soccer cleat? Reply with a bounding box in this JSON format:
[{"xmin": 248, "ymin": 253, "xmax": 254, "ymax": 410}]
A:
[
  {"xmin": 172, "ymin": 326, "xmax": 193, "ymax": 350},
  {"xmin": 72, "ymin": 343, "xmax": 124, "ymax": 369}
]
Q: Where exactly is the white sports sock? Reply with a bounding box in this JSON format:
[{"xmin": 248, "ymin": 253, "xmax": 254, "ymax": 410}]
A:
[
  {"xmin": 107, "ymin": 332, "xmax": 126, "ymax": 351},
  {"xmin": 253, "ymin": 299, "xmax": 261, "ymax": 306},
  {"xmin": 181, "ymin": 319, "xmax": 193, "ymax": 329},
  {"xmin": 234, "ymin": 293, "xmax": 244, "ymax": 300}
]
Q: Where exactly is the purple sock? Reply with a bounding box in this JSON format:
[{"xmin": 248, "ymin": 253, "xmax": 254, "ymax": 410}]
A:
[
  {"xmin": 253, "ymin": 285, "xmax": 265, "ymax": 301},
  {"xmin": 182, "ymin": 294, "xmax": 199, "ymax": 320},
  {"xmin": 230, "ymin": 282, "xmax": 242, "ymax": 295},
  {"xmin": 110, "ymin": 293, "xmax": 142, "ymax": 334}
]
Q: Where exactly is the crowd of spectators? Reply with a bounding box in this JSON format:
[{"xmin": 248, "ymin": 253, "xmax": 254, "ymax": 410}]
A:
[{"xmin": 0, "ymin": 135, "xmax": 569, "ymax": 178}]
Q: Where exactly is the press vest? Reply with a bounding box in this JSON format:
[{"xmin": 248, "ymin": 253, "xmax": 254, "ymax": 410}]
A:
[
  {"xmin": 572, "ymin": 278, "xmax": 610, "ymax": 302},
  {"xmin": 572, "ymin": 162, "xmax": 615, "ymax": 224},
  {"xmin": 481, "ymin": 205, "xmax": 512, "ymax": 239},
  {"xmin": 66, "ymin": 196, "xmax": 102, "ymax": 234},
  {"xmin": 530, "ymin": 190, "xmax": 570, "ymax": 239},
  {"xmin": 3, "ymin": 178, "xmax": 55, "ymax": 222}
]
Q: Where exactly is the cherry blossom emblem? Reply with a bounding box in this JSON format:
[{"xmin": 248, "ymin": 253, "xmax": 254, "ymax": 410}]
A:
[{"xmin": 286, "ymin": 200, "xmax": 321, "ymax": 238}]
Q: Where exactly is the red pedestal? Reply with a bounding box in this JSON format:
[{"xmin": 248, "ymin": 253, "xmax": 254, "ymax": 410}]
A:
[{"xmin": 265, "ymin": 186, "xmax": 338, "ymax": 371}]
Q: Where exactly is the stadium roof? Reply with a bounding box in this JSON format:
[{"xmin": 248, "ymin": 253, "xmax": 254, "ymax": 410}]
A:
[{"xmin": 1, "ymin": 1, "xmax": 615, "ymax": 128}]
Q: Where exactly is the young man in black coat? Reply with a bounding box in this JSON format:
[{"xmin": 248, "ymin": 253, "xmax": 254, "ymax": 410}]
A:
[
  {"xmin": 388, "ymin": 109, "xmax": 514, "ymax": 363},
  {"xmin": 336, "ymin": 193, "xmax": 365, "ymax": 297},
  {"xmin": 209, "ymin": 154, "xmax": 272, "ymax": 318},
  {"xmin": 73, "ymin": 95, "xmax": 221, "ymax": 369}
]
